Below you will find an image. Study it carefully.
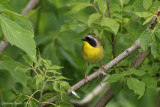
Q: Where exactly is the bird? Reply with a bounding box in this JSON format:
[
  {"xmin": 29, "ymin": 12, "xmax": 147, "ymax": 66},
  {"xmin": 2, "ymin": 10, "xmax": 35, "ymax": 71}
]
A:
[{"xmin": 81, "ymin": 35, "xmax": 105, "ymax": 82}]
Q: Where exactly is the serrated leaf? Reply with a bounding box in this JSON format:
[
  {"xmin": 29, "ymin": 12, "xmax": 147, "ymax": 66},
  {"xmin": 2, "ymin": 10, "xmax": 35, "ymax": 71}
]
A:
[
  {"xmin": 88, "ymin": 13, "xmax": 100, "ymax": 26},
  {"xmin": 143, "ymin": 16, "xmax": 153, "ymax": 25},
  {"xmin": 134, "ymin": 12, "xmax": 152, "ymax": 18},
  {"xmin": 59, "ymin": 81, "xmax": 72, "ymax": 90},
  {"xmin": 127, "ymin": 77, "xmax": 145, "ymax": 98},
  {"xmin": 35, "ymin": 74, "xmax": 43, "ymax": 87},
  {"xmin": 49, "ymin": 65, "xmax": 64, "ymax": 70},
  {"xmin": 155, "ymin": 29, "xmax": 160, "ymax": 39},
  {"xmin": 143, "ymin": 0, "xmax": 152, "ymax": 10},
  {"xmin": 14, "ymin": 95, "xmax": 28, "ymax": 103},
  {"xmin": 0, "ymin": 15, "xmax": 36, "ymax": 62},
  {"xmin": 55, "ymin": 76, "xmax": 69, "ymax": 80},
  {"xmin": 42, "ymin": 92, "xmax": 55, "ymax": 101},
  {"xmin": 28, "ymin": 99, "xmax": 36, "ymax": 107},
  {"xmin": 128, "ymin": 68, "xmax": 146, "ymax": 76},
  {"xmin": 22, "ymin": 55, "xmax": 33, "ymax": 66},
  {"xmin": 70, "ymin": 3, "xmax": 91, "ymax": 13},
  {"xmin": 107, "ymin": 73, "xmax": 123, "ymax": 83},
  {"xmin": 101, "ymin": 17, "xmax": 120, "ymax": 35},
  {"xmin": 98, "ymin": 0, "xmax": 107, "ymax": 13},
  {"xmin": 47, "ymin": 70, "xmax": 61, "ymax": 74},
  {"xmin": 55, "ymin": 93, "xmax": 69, "ymax": 105},
  {"xmin": 151, "ymin": 35, "xmax": 158, "ymax": 58},
  {"xmin": 0, "ymin": 60, "xmax": 29, "ymax": 86},
  {"xmin": 53, "ymin": 81, "xmax": 62, "ymax": 92},
  {"xmin": 94, "ymin": 0, "xmax": 99, "ymax": 3},
  {"xmin": 119, "ymin": 0, "xmax": 124, "ymax": 7},
  {"xmin": 0, "ymin": 4, "xmax": 23, "ymax": 18},
  {"xmin": 139, "ymin": 29, "xmax": 153, "ymax": 51},
  {"xmin": 142, "ymin": 76, "xmax": 157, "ymax": 88}
]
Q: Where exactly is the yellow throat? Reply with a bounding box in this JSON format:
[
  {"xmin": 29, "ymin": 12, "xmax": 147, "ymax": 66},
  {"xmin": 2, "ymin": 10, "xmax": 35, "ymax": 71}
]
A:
[{"xmin": 82, "ymin": 41, "xmax": 104, "ymax": 64}]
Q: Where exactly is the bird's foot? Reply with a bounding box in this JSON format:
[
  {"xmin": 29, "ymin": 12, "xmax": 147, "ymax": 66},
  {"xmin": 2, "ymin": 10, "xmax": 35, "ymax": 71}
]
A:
[
  {"xmin": 84, "ymin": 74, "xmax": 89, "ymax": 83},
  {"xmin": 100, "ymin": 65, "xmax": 106, "ymax": 76}
]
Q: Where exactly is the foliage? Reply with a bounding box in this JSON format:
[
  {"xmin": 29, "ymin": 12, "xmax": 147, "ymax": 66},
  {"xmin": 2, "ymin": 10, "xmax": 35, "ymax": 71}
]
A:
[{"xmin": 0, "ymin": 0, "xmax": 160, "ymax": 107}]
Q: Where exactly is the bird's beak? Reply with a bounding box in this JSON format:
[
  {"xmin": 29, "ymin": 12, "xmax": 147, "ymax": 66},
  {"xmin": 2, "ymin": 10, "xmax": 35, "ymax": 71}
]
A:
[{"xmin": 81, "ymin": 38, "xmax": 86, "ymax": 41}]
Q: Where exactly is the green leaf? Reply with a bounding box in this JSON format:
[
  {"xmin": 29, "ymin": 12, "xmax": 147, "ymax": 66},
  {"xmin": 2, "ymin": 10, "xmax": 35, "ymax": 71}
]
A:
[
  {"xmin": 119, "ymin": 0, "xmax": 124, "ymax": 7},
  {"xmin": 142, "ymin": 76, "xmax": 157, "ymax": 88},
  {"xmin": 0, "ymin": 15, "xmax": 36, "ymax": 62},
  {"xmin": 143, "ymin": 0, "xmax": 152, "ymax": 10},
  {"xmin": 42, "ymin": 92, "xmax": 55, "ymax": 101},
  {"xmin": 128, "ymin": 68, "xmax": 146, "ymax": 76},
  {"xmin": 55, "ymin": 76, "xmax": 69, "ymax": 80},
  {"xmin": 59, "ymin": 81, "xmax": 72, "ymax": 90},
  {"xmin": 53, "ymin": 81, "xmax": 62, "ymax": 92},
  {"xmin": 107, "ymin": 73, "xmax": 123, "ymax": 83},
  {"xmin": 98, "ymin": 0, "xmax": 107, "ymax": 13},
  {"xmin": 55, "ymin": 93, "xmax": 69, "ymax": 105},
  {"xmin": 94, "ymin": 0, "xmax": 99, "ymax": 3},
  {"xmin": 14, "ymin": 95, "xmax": 28, "ymax": 103},
  {"xmin": 49, "ymin": 65, "xmax": 64, "ymax": 70},
  {"xmin": 155, "ymin": 29, "xmax": 160, "ymax": 39},
  {"xmin": 101, "ymin": 17, "xmax": 120, "ymax": 35},
  {"xmin": 139, "ymin": 29, "xmax": 153, "ymax": 51},
  {"xmin": 14, "ymin": 17, "xmax": 34, "ymax": 34},
  {"xmin": 22, "ymin": 55, "xmax": 33, "ymax": 66},
  {"xmin": 28, "ymin": 99, "xmax": 37, "ymax": 107},
  {"xmin": 151, "ymin": 35, "xmax": 158, "ymax": 58},
  {"xmin": 35, "ymin": 74, "xmax": 43, "ymax": 87},
  {"xmin": 0, "ymin": 60, "xmax": 29, "ymax": 86},
  {"xmin": 112, "ymin": 81, "xmax": 122, "ymax": 95},
  {"xmin": 70, "ymin": 3, "xmax": 91, "ymax": 13},
  {"xmin": 0, "ymin": 4, "xmax": 23, "ymax": 18},
  {"xmin": 88, "ymin": 13, "xmax": 100, "ymax": 26},
  {"xmin": 143, "ymin": 16, "xmax": 153, "ymax": 25},
  {"xmin": 127, "ymin": 77, "xmax": 145, "ymax": 98},
  {"xmin": 134, "ymin": 12, "xmax": 152, "ymax": 18},
  {"xmin": 47, "ymin": 70, "xmax": 61, "ymax": 74}
]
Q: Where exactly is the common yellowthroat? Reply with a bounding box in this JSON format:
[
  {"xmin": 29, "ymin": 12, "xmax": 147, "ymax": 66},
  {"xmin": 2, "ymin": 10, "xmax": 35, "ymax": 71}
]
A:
[{"xmin": 81, "ymin": 35, "xmax": 105, "ymax": 81}]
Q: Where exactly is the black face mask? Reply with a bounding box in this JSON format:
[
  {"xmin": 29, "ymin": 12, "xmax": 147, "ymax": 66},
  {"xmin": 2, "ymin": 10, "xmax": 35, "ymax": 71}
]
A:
[{"xmin": 81, "ymin": 36, "xmax": 97, "ymax": 47}]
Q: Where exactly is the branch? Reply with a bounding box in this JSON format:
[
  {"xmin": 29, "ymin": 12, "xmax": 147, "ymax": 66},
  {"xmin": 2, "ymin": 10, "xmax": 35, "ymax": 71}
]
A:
[
  {"xmin": 22, "ymin": 0, "xmax": 40, "ymax": 15},
  {"xmin": 70, "ymin": 76, "xmax": 110, "ymax": 106},
  {"xmin": 0, "ymin": 0, "xmax": 40, "ymax": 54},
  {"xmin": 131, "ymin": 47, "xmax": 151, "ymax": 68},
  {"xmin": 0, "ymin": 38, "xmax": 9, "ymax": 54},
  {"xmin": 93, "ymin": 88, "xmax": 114, "ymax": 107},
  {"xmin": 107, "ymin": 0, "xmax": 111, "ymax": 18},
  {"xmin": 42, "ymin": 40, "xmax": 140, "ymax": 106}
]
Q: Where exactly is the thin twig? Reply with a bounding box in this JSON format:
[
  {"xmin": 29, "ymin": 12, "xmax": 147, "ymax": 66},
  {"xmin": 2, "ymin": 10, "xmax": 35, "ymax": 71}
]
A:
[
  {"xmin": 93, "ymin": 88, "xmax": 114, "ymax": 107},
  {"xmin": 91, "ymin": 4, "xmax": 100, "ymax": 14},
  {"xmin": 107, "ymin": 0, "xmax": 115, "ymax": 58},
  {"xmin": 22, "ymin": 0, "xmax": 40, "ymax": 15},
  {"xmin": 0, "ymin": 0, "xmax": 40, "ymax": 54},
  {"xmin": 107, "ymin": 0, "xmax": 111, "ymax": 18}
]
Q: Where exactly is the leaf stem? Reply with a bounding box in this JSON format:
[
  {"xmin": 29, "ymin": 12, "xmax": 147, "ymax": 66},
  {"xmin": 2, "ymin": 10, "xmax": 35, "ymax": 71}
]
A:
[
  {"xmin": 39, "ymin": 80, "xmax": 44, "ymax": 106},
  {"xmin": 91, "ymin": 4, "xmax": 100, "ymax": 14}
]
